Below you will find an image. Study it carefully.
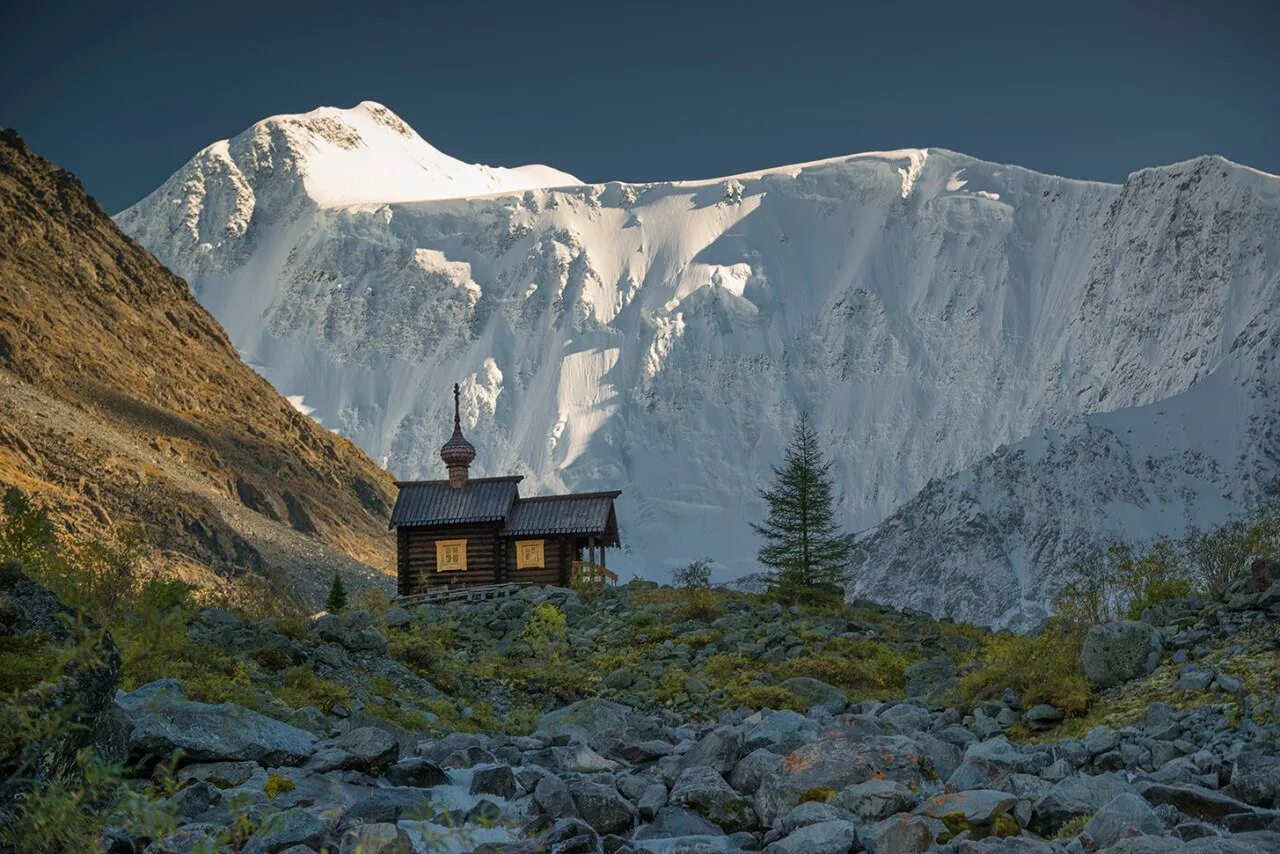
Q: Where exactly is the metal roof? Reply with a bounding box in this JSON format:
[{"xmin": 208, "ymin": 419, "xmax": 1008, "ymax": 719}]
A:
[
  {"xmin": 503, "ymin": 491, "xmax": 621, "ymax": 538},
  {"xmin": 389, "ymin": 477, "xmax": 521, "ymax": 528}
]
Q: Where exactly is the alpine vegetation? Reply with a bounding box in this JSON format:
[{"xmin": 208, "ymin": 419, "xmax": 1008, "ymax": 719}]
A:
[{"xmin": 752, "ymin": 414, "xmax": 854, "ymax": 604}]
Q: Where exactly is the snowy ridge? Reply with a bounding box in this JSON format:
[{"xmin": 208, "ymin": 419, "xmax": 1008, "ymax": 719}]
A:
[{"xmin": 116, "ymin": 104, "xmax": 1280, "ymax": 625}]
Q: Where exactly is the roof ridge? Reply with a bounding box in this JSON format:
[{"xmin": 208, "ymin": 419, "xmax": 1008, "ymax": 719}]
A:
[
  {"xmin": 516, "ymin": 490, "xmax": 622, "ymax": 503},
  {"xmin": 394, "ymin": 475, "xmax": 524, "ymax": 487}
]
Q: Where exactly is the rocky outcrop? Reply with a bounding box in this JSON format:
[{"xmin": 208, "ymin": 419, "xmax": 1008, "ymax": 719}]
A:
[{"xmin": 1077, "ymin": 620, "xmax": 1164, "ymax": 689}]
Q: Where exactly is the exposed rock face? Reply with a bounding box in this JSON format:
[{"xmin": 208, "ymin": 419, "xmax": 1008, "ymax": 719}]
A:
[
  {"xmin": 1078, "ymin": 620, "xmax": 1164, "ymax": 689},
  {"xmin": 120, "ymin": 681, "xmax": 316, "ymax": 766},
  {"xmin": 0, "ymin": 130, "xmax": 394, "ymax": 600}
]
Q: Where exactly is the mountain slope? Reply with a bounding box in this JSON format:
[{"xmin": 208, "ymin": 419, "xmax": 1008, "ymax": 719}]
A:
[
  {"xmin": 0, "ymin": 129, "xmax": 396, "ymax": 601},
  {"xmin": 115, "ymin": 104, "xmax": 1280, "ymax": 623}
]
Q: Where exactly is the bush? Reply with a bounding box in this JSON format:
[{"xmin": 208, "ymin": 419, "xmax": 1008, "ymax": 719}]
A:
[
  {"xmin": 263, "ymin": 772, "xmax": 295, "ymax": 798},
  {"xmin": 673, "ymin": 558, "xmax": 712, "ymax": 589},
  {"xmin": 275, "ymin": 665, "xmax": 351, "ymax": 712},
  {"xmin": 959, "ymin": 622, "xmax": 1092, "ymax": 714},
  {"xmin": 519, "ymin": 604, "xmax": 567, "ymax": 657}
]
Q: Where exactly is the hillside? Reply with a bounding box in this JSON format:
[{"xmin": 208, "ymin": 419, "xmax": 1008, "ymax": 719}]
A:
[
  {"xmin": 115, "ymin": 103, "xmax": 1280, "ymax": 624},
  {"xmin": 0, "ymin": 129, "xmax": 395, "ymax": 600}
]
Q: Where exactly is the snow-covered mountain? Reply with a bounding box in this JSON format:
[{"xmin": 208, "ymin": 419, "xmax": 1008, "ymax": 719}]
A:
[{"xmin": 116, "ymin": 102, "xmax": 1280, "ymax": 626}]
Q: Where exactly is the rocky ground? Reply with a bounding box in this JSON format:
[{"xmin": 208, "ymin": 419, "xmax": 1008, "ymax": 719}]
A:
[{"xmin": 3, "ymin": 559, "xmax": 1280, "ymax": 853}]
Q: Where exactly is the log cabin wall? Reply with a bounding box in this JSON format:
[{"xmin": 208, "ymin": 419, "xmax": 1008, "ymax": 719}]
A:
[
  {"xmin": 401, "ymin": 522, "xmax": 504, "ymax": 593},
  {"xmin": 501, "ymin": 535, "xmax": 575, "ymax": 587}
]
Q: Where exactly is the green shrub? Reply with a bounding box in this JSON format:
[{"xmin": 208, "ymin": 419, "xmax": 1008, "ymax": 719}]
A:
[
  {"xmin": 727, "ymin": 684, "xmax": 809, "ymax": 713},
  {"xmin": 960, "ymin": 622, "xmax": 1092, "ymax": 714},
  {"xmin": 0, "ymin": 634, "xmax": 61, "ymax": 694},
  {"xmin": 519, "ymin": 604, "xmax": 567, "ymax": 656},
  {"xmin": 275, "ymin": 665, "xmax": 350, "ymax": 711},
  {"xmin": 264, "ymin": 772, "xmax": 295, "ymax": 798}
]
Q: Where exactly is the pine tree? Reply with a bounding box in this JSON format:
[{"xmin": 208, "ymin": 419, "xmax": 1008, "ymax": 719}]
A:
[
  {"xmin": 751, "ymin": 412, "xmax": 855, "ymax": 603},
  {"xmin": 325, "ymin": 572, "xmax": 347, "ymax": 613}
]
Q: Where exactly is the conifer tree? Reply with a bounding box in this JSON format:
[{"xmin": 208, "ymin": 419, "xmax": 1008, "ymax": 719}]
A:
[
  {"xmin": 752, "ymin": 412, "xmax": 855, "ymax": 602},
  {"xmin": 325, "ymin": 572, "xmax": 347, "ymax": 613}
]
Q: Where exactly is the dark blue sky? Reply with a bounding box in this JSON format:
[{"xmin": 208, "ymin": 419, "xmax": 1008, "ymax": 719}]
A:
[{"xmin": 3, "ymin": 0, "xmax": 1277, "ymax": 213}]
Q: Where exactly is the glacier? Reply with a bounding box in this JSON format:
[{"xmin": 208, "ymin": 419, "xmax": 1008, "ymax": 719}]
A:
[{"xmin": 116, "ymin": 102, "xmax": 1280, "ymax": 626}]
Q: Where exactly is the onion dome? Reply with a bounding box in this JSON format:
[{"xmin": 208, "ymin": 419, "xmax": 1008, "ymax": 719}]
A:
[{"xmin": 441, "ymin": 383, "xmax": 475, "ymax": 487}]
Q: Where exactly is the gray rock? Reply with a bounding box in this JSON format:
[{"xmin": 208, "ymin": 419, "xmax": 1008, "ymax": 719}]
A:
[
  {"xmin": 1078, "ymin": 621, "xmax": 1162, "ymax": 689},
  {"xmin": 535, "ymin": 774, "xmax": 579, "ymax": 819},
  {"xmin": 1083, "ymin": 793, "xmax": 1163, "ymax": 849},
  {"xmin": 338, "ymin": 822, "xmax": 412, "ymax": 853},
  {"xmin": 335, "ymin": 726, "xmax": 399, "ymax": 774},
  {"xmin": 678, "ymin": 725, "xmax": 743, "ymax": 776},
  {"xmin": 878, "ymin": 703, "xmax": 932, "ymax": 733},
  {"xmin": 603, "ymin": 668, "xmax": 635, "ymax": 689},
  {"xmin": 638, "ymin": 782, "xmax": 668, "ymax": 820},
  {"xmin": 668, "ymin": 766, "xmax": 757, "ymax": 832},
  {"xmin": 777, "ymin": 677, "xmax": 845, "ymax": 712},
  {"xmin": 174, "ymin": 760, "xmax": 259, "ymax": 789},
  {"xmin": 763, "ymin": 819, "xmax": 861, "ymax": 854},
  {"xmin": 728, "ymin": 747, "xmax": 783, "ymax": 795},
  {"xmin": 948, "ymin": 737, "xmax": 1046, "ymax": 790},
  {"xmin": 569, "ymin": 780, "xmax": 636, "ymax": 836},
  {"xmin": 776, "ymin": 800, "xmax": 855, "ymax": 834},
  {"xmin": 470, "ymin": 763, "xmax": 518, "ymax": 799},
  {"xmin": 1024, "ymin": 704, "xmax": 1063, "ymax": 730},
  {"xmin": 1083, "ymin": 725, "xmax": 1120, "ymax": 756},
  {"xmin": 743, "ymin": 710, "xmax": 810, "ymax": 753},
  {"xmin": 905, "ymin": 656, "xmax": 958, "ymax": 700},
  {"xmin": 241, "ymin": 807, "xmax": 326, "ymax": 854},
  {"xmin": 124, "ymin": 693, "xmax": 315, "ymax": 766},
  {"xmin": 1030, "ymin": 773, "xmax": 1136, "ymax": 833},
  {"xmin": 1226, "ymin": 753, "xmax": 1280, "ymax": 808},
  {"xmin": 633, "ymin": 807, "xmax": 725, "ymax": 840},
  {"xmin": 382, "ymin": 757, "xmax": 448, "ymax": 788},
  {"xmin": 863, "ymin": 814, "xmax": 945, "ymax": 854},
  {"xmin": 1138, "ymin": 781, "xmax": 1267, "ymax": 823},
  {"xmin": 1176, "ymin": 666, "xmax": 1215, "ymax": 692},
  {"xmin": 832, "ymin": 779, "xmax": 917, "ymax": 821},
  {"xmin": 538, "ymin": 699, "xmax": 661, "ymax": 750},
  {"xmin": 919, "ymin": 788, "xmax": 1021, "ymax": 829}
]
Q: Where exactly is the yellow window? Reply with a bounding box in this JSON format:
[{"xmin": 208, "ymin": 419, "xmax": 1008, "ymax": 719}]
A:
[
  {"xmin": 436, "ymin": 539, "xmax": 467, "ymax": 572},
  {"xmin": 515, "ymin": 539, "xmax": 545, "ymax": 569}
]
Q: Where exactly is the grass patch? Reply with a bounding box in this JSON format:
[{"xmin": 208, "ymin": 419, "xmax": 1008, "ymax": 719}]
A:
[{"xmin": 959, "ymin": 622, "xmax": 1092, "ymax": 715}]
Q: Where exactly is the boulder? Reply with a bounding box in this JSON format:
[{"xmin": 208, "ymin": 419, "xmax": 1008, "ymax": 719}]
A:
[
  {"xmin": 832, "ymin": 779, "xmax": 918, "ymax": 821},
  {"xmin": 1030, "ymin": 773, "xmax": 1135, "ymax": 834},
  {"xmin": 637, "ymin": 782, "xmax": 667, "ymax": 820},
  {"xmin": 1083, "ymin": 793, "xmax": 1163, "ymax": 849},
  {"xmin": 470, "ymin": 763, "xmax": 518, "ymax": 799},
  {"xmin": 338, "ymin": 822, "xmax": 413, "ymax": 853},
  {"xmin": 729, "ymin": 747, "xmax": 785, "ymax": 796},
  {"xmin": 677, "ymin": 725, "xmax": 744, "ymax": 776},
  {"xmin": 777, "ymin": 677, "xmax": 845, "ymax": 712},
  {"xmin": 538, "ymin": 699, "xmax": 661, "ymax": 750},
  {"xmin": 535, "ymin": 774, "xmax": 579, "ymax": 819},
  {"xmin": 568, "ymin": 780, "xmax": 636, "ymax": 836},
  {"xmin": 904, "ymin": 656, "xmax": 958, "ymax": 701},
  {"xmin": 757, "ymin": 729, "xmax": 933, "ymax": 825},
  {"xmin": 334, "ymin": 726, "xmax": 398, "ymax": 774},
  {"xmin": 241, "ymin": 807, "xmax": 326, "ymax": 854},
  {"xmin": 863, "ymin": 814, "xmax": 945, "ymax": 854},
  {"xmin": 1023, "ymin": 704, "xmax": 1063, "ymax": 731},
  {"xmin": 763, "ymin": 820, "xmax": 861, "ymax": 854},
  {"xmin": 633, "ymin": 806, "xmax": 725, "ymax": 840},
  {"xmin": 382, "ymin": 757, "xmax": 448, "ymax": 788},
  {"xmin": 1138, "ymin": 782, "xmax": 1269, "ymax": 824},
  {"xmin": 948, "ymin": 737, "xmax": 1047, "ymax": 791},
  {"xmin": 1226, "ymin": 753, "xmax": 1280, "ymax": 808},
  {"xmin": 668, "ymin": 766, "xmax": 757, "ymax": 833},
  {"xmin": 1077, "ymin": 621, "xmax": 1163, "ymax": 689},
  {"xmin": 919, "ymin": 789, "xmax": 1022, "ymax": 834},
  {"xmin": 123, "ymin": 690, "xmax": 316, "ymax": 766}
]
